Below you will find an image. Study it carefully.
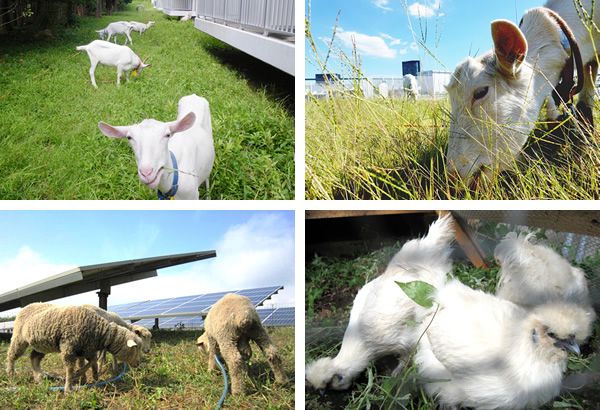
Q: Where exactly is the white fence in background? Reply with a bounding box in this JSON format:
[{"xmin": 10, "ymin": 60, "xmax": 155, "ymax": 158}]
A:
[{"xmin": 197, "ymin": 0, "xmax": 294, "ymax": 37}]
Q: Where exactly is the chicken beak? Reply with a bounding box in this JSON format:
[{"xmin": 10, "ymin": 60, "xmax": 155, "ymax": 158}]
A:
[{"xmin": 554, "ymin": 336, "xmax": 580, "ymax": 356}]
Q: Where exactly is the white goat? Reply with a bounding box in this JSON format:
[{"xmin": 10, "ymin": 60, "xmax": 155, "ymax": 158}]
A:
[
  {"xmin": 446, "ymin": 1, "xmax": 600, "ymax": 181},
  {"xmin": 129, "ymin": 21, "xmax": 154, "ymax": 35},
  {"xmin": 76, "ymin": 40, "xmax": 150, "ymax": 89},
  {"xmin": 98, "ymin": 94, "xmax": 215, "ymax": 200},
  {"xmin": 180, "ymin": 12, "xmax": 193, "ymax": 22},
  {"xmin": 96, "ymin": 21, "xmax": 134, "ymax": 45},
  {"xmin": 403, "ymin": 74, "xmax": 418, "ymax": 101}
]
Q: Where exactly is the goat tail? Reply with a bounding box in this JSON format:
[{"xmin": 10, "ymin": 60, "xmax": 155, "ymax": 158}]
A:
[{"xmin": 76, "ymin": 45, "xmax": 87, "ymax": 51}]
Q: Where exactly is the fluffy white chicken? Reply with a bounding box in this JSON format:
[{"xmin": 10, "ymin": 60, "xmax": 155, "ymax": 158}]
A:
[
  {"xmin": 416, "ymin": 279, "xmax": 595, "ymax": 410},
  {"xmin": 495, "ymin": 232, "xmax": 592, "ymax": 308},
  {"xmin": 305, "ymin": 214, "xmax": 455, "ymax": 391}
]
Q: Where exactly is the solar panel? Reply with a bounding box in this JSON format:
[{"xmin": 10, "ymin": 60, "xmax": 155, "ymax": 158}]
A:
[{"xmin": 108, "ymin": 285, "xmax": 284, "ymax": 321}]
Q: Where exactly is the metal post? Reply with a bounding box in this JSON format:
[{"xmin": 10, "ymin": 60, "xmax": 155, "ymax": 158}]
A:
[{"xmin": 97, "ymin": 282, "xmax": 111, "ymax": 311}]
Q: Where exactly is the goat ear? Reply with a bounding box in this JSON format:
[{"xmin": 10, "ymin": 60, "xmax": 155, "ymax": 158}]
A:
[
  {"xmin": 169, "ymin": 112, "xmax": 196, "ymax": 134},
  {"xmin": 98, "ymin": 122, "xmax": 130, "ymax": 139},
  {"xmin": 491, "ymin": 19, "xmax": 527, "ymax": 77}
]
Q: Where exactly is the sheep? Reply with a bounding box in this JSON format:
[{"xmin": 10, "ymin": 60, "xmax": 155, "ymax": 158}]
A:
[
  {"xmin": 305, "ymin": 214, "xmax": 455, "ymax": 391},
  {"xmin": 446, "ymin": 1, "xmax": 600, "ymax": 182},
  {"xmin": 96, "ymin": 21, "xmax": 134, "ymax": 45},
  {"xmin": 98, "ymin": 94, "xmax": 215, "ymax": 200},
  {"xmin": 494, "ymin": 232, "xmax": 593, "ymax": 309},
  {"xmin": 76, "ymin": 40, "xmax": 151, "ymax": 89},
  {"xmin": 6, "ymin": 303, "xmax": 142, "ymax": 392},
  {"xmin": 415, "ymin": 279, "xmax": 595, "ymax": 409},
  {"xmin": 129, "ymin": 21, "xmax": 155, "ymax": 36},
  {"xmin": 81, "ymin": 305, "xmax": 152, "ymax": 372},
  {"xmin": 403, "ymin": 74, "xmax": 418, "ymax": 101},
  {"xmin": 195, "ymin": 293, "xmax": 288, "ymax": 395}
]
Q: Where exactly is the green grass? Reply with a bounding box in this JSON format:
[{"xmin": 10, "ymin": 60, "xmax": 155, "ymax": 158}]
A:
[
  {"xmin": 0, "ymin": 327, "xmax": 295, "ymax": 408},
  {"xmin": 0, "ymin": 2, "xmax": 294, "ymax": 199},
  {"xmin": 305, "ymin": 243, "xmax": 600, "ymax": 409},
  {"xmin": 305, "ymin": 6, "xmax": 600, "ymax": 200}
]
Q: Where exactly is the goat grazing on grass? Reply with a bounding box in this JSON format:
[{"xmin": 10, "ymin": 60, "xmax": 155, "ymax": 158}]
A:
[
  {"xmin": 446, "ymin": 1, "xmax": 600, "ymax": 182},
  {"xmin": 129, "ymin": 21, "xmax": 154, "ymax": 36},
  {"xmin": 305, "ymin": 215, "xmax": 455, "ymax": 391},
  {"xmin": 76, "ymin": 40, "xmax": 150, "ymax": 88},
  {"xmin": 403, "ymin": 74, "xmax": 418, "ymax": 101},
  {"xmin": 96, "ymin": 21, "xmax": 134, "ymax": 46},
  {"xmin": 98, "ymin": 94, "xmax": 215, "ymax": 200}
]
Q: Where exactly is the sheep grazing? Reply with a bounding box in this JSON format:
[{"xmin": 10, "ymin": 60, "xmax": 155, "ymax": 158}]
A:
[
  {"xmin": 446, "ymin": 1, "xmax": 600, "ymax": 182},
  {"xmin": 403, "ymin": 74, "xmax": 418, "ymax": 101},
  {"xmin": 415, "ymin": 279, "xmax": 595, "ymax": 409},
  {"xmin": 98, "ymin": 94, "xmax": 215, "ymax": 200},
  {"xmin": 305, "ymin": 214, "xmax": 455, "ymax": 391},
  {"xmin": 82, "ymin": 305, "xmax": 152, "ymax": 372},
  {"xmin": 6, "ymin": 303, "xmax": 142, "ymax": 392},
  {"xmin": 96, "ymin": 21, "xmax": 134, "ymax": 45},
  {"xmin": 129, "ymin": 20, "xmax": 155, "ymax": 36},
  {"xmin": 76, "ymin": 40, "xmax": 151, "ymax": 89},
  {"xmin": 195, "ymin": 293, "xmax": 288, "ymax": 395}
]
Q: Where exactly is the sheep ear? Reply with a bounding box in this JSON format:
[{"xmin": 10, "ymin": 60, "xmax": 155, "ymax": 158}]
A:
[
  {"xmin": 127, "ymin": 339, "xmax": 138, "ymax": 348},
  {"xmin": 195, "ymin": 342, "xmax": 203, "ymax": 347},
  {"xmin": 168, "ymin": 112, "xmax": 196, "ymax": 134},
  {"xmin": 491, "ymin": 19, "xmax": 527, "ymax": 78},
  {"xmin": 98, "ymin": 122, "xmax": 130, "ymax": 139}
]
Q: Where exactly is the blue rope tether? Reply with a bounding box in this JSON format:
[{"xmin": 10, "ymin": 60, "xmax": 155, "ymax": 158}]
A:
[
  {"xmin": 214, "ymin": 354, "xmax": 228, "ymax": 410},
  {"xmin": 7, "ymin": 362, "xmax": 128, "ymax": 392}
]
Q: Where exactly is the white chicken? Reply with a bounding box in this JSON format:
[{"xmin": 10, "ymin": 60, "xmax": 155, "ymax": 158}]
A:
[
  {"xmin": 416, "ymin": 279, "xmax": 595, "ymax": 409},
  {"xmin": 305, "ymin": 214, "xmax": 455, "ymax": 391},
  {"xmin": 495, "ymin": 232, "xmax": 592, "ymax": 308}
]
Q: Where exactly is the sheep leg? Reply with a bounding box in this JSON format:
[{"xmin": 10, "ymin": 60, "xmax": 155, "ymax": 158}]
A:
[
  {"xmin": 222, "ymin": 347, "xmax": 247, "ymax": 395},
  {"xmin": 237, "ymin": 337, "xmax": 252, "ymax": 362},
  {"xmin": 89, "ymin": 58, "xmax": 99, "ymax": 89},
  {"xmin": 30, "ymin": 350, "xmax": 46, "ymax": 382},
  {"xmin": 75, "ymin": 357, "xmax": 88, "ymax": 384},
  {"xmin": 575, "ymin": 60, "xmax": 598, "ymax": 129},
  {"xmin": 207, "ymin": 337, "xmax": 219, "ymax": 371},
  {"xmin": 253, "ymin": 330, "xmax": 287, "ymax": 384},
  {"xmin": 6, "ymin": 340, "xmax": 28, "ymax": 376},
  {"xmin": 63, "ymin": 356, "xmax": 77, "ymax": 393}
]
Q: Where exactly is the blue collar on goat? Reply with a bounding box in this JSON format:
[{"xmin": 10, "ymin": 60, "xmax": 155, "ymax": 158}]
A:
[{"xmin": 157, "ymin": 151, "xmax": 179, "ymax": 200}]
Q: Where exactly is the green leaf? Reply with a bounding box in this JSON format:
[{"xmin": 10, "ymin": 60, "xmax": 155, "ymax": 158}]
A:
[{"xmin": 396, "ymin": 280, "xmax": 436, "ymax": 308}]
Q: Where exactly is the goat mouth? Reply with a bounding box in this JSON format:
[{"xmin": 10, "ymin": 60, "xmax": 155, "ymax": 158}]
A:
[{"xmin": 141, "ymin": 169, "xmax": 163, "ymax": 188}]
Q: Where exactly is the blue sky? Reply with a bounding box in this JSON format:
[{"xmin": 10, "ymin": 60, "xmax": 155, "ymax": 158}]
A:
[
  {"xmin": 0, "ymin": 210, "xmax": 294, "ymax": 317},
  {"xmin": 306, "ymin": 0, "xmax": 542, "ymax": 78}
]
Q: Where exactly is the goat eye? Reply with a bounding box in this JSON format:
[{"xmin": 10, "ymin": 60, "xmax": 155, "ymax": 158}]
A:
[
  {"xmin": 473, "ymin": 86, "xmax": 489, "ymax": 101},
  {"xmin": 165, "ymin": 133, "xmax": 171, "ymax": 138}
]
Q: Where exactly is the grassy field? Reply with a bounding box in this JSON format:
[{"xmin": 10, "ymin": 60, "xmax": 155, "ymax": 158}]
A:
[
  {"xmin": 0, "ymin": 327, "xmax": 295, "ymax": 408},
  {"xmin": 305, "ymin": 238, "xmax": 600, "ymax": 409},
  {"xmin": 305, "ymin": 9, "xmax": 600, "ymax": 200},
  {"xmin": 0, "ymin": 3, "xmax": 294, "ymax": 199}
]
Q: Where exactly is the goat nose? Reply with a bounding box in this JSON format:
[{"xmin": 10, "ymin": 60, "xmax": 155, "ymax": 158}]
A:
[{"xmin": 138, "ymin": 167, "xmax": 154, "ymax": 181}]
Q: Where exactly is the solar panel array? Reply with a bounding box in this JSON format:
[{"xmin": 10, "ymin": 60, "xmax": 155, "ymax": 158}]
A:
[{"xmin": 108, "ymin": 285, "xmax": 294, "ymax": 328}]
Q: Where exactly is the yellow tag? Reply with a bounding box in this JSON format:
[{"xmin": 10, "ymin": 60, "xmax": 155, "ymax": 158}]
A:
[{"xmin": 133, "ymin": 70, "xmax": 137, "ymax": 77}]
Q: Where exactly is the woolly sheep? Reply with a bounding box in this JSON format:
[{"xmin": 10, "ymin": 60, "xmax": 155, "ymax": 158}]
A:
[
  {"xmin": 98, "ymin": 94, "xmax": 215, "ymax": 200},
  {"xmin": 446, "ymin": 1, "xmax": 600, "ymax": 181},
  {"xmin": 6, "ymin": 303, "xmax": 142, "ymax": 392},
  {"xmin": 82, "ymin": 305, "xmax": 152, "ymax": 372},
  {"xmin": 195, "ymin": 294, "xmax": 288, "ymax": 395}
]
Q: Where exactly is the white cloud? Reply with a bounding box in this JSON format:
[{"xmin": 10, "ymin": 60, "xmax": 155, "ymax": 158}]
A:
[
  {"xmin": 379, "ymin": 33, "xmax": 405, "ymax": 47},
  {"xmin": 408, "ymin": 0, "xmax": 442, "ymax": 18},
  {"xmin": 372, "ymin": 0, "xmax": 393, "ymax": 12},
  {"xmin": 0, "ymin": 214, "xmax": 295, "ymax": 319},
  {"xmin": 337, "ymin": 28, "xmax": 397, "ymax": 59}
]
